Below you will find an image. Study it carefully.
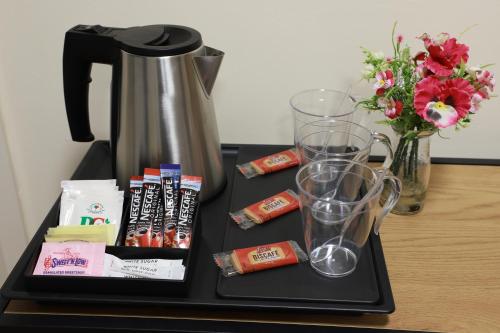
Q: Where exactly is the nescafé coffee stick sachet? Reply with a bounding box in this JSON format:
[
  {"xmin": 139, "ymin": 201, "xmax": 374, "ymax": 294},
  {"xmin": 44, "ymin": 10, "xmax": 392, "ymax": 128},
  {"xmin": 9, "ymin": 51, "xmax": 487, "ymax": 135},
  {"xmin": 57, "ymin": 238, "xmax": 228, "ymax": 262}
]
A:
[
  {"xmin": 229, "ymin": 189, "xmax": 299, "ymax": 230},
  {"xmin": 236, "ymin": 148, "xmax": 299, "ymax": 179},
  {"xmin": 125, "ymin": 176, "xmax": 143, "ymax": 246},
  {"xmin": 173, "ymin": 175, "xmax": 202, "ymax": 249},
  {"xmin": 160, "ymin": 164, "xmax": 181, "ymax": 248},
  {"xmin": 213, "ymin": 241, "xmax": 308, "ymax": 277}
]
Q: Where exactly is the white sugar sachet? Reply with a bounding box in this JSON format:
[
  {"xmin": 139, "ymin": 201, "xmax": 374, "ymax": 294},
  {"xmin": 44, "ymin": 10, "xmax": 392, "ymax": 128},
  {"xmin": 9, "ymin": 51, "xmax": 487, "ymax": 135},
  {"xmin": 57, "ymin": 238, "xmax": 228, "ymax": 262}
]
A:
[{"xmin": 103, "ymin": 254, "xmax": 185, "ymax": 280}]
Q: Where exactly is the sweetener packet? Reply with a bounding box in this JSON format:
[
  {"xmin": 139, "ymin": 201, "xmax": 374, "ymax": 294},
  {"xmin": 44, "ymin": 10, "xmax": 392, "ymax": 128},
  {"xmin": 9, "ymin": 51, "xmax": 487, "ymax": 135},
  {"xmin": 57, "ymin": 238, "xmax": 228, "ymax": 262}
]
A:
[
  {"xmin": 103, "ymin": 254, "xmax": 185, "ymax": 280},
  {"xmin": 33, "ymin": 242, "xmax": 106, "ymax": 276},
  {"xmin": 236, "ymin": 149, "xmax": 299, "ymax": 179},
  {"xmin": 229, "ymin": 189, "xmax": 299, "ymax": 229},
  {"xmin": 135, "ymin": 169, "xmax": 161, "ymax": 247},
  {"xmin": 173, "ymin": 175, "xmax": 202, "ymax": 249},
  {"xmin": 46, "ymin": 225, "xmax": 115, "ymax": 245},
  {"xmin": 125, "ymin": 176, "xmax": 143, "ymax": 247},
  {"xmin": 213, "ymin": 240, "xmax": 308, "ymax": 277},
  {"xmin": 160, "ymin": 164, "xmax": 181, "ymax": 248},
  {"xmin": 44, "ymin": 233, "xmax": 108, "ymax": 243}
]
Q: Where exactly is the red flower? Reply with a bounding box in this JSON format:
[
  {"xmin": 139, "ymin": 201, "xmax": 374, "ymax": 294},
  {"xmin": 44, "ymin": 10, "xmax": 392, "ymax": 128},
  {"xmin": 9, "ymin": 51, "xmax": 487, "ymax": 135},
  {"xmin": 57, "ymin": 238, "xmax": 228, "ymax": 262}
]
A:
[
  {"xmin": 414, "ymin": 77, "xmax": 474, "ymax": 128},
  {"xmin": 414, "ymin": 51, "xmax": 427, "ymax": 62},
  {"xmin": 384, "ymin": 99, "xmax": 403, "ymax": 119},
  {"xmin": 422, "ymin": 37, "xmax": 469, "ymax": 77}
]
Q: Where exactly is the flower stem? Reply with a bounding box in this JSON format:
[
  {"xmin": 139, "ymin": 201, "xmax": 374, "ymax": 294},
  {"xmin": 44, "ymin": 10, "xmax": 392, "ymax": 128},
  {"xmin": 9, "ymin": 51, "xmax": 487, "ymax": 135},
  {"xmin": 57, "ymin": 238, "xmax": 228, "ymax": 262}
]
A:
[
  {"xmin": 413, "ymin": 138, "xmax": 419, "ymax": 183},
  {"xmin": 390, "ymin": 136, "xmax": 420, "ymax": 184},
  {"xmin": 390, "ymin": 136, "xmax": 406, "ymax": 175}
]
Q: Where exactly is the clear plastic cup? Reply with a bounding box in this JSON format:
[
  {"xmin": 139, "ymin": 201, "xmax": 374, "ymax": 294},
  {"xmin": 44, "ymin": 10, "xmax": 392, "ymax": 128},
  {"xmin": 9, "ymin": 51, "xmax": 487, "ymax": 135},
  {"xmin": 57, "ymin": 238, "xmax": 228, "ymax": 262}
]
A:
[
  {"xmin": 296, "ymin": 119, "xmax": 393, "ymax": 169},
  {"xmin": 295, "ymin": 159, "xmax": 401, "ymax": 277},
  {"xmin": 290, "ymin": 89, "xmax": 356, "ymax": 145}
]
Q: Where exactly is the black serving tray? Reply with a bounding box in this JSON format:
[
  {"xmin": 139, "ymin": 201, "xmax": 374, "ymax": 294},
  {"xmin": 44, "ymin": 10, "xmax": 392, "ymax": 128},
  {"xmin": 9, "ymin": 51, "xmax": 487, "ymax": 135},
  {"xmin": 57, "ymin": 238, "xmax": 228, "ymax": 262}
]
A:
[
  {"xmin": 217, "ymin": 146, "xmax": 379, "ymax": 303},
  {"xmin": 1, "ymin": 141, "xmax": 394, "ymax": 314}
]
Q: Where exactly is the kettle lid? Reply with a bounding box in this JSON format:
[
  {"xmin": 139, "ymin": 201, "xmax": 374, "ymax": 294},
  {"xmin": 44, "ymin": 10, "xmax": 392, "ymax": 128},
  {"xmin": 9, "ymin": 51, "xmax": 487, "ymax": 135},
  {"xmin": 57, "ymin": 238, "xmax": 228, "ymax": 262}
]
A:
[{"xmin": 114, "ymin": 25, "xmax": 202, "ymax": 56}]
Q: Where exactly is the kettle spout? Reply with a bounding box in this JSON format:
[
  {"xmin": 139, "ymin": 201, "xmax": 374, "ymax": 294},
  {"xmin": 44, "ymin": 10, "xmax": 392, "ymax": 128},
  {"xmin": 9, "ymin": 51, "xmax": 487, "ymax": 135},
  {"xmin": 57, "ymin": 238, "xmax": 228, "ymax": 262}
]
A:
[{"xmin": 194, "ymin": 46, "xmax": 224, "ymax": 96}]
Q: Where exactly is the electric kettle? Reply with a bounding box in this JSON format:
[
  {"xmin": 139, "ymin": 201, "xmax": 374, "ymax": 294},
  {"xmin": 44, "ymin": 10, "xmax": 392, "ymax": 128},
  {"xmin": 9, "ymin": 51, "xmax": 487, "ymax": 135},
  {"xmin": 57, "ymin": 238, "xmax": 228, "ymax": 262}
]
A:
[{"xmin": 63, "ymin": 24, "xmax": 225, "ymax": 201}]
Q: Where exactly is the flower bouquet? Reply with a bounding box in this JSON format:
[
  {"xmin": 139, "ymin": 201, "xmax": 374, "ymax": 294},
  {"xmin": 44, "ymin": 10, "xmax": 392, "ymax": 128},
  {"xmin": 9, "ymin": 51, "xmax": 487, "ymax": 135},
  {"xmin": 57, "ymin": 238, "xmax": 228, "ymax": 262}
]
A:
[{"xmin": 359, "ymin": 25, "xmax": 495, "ymax": 214}]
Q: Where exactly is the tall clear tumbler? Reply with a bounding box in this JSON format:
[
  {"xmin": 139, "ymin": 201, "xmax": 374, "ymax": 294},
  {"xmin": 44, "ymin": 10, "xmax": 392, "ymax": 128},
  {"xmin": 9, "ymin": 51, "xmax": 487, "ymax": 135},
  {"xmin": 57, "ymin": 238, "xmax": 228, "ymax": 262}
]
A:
[
  {"xmin": 295, "ymin": 159, "xmax": 401, "ymax": 277},
  {"xmin": 290, "ymin": 89, "xmax": 356, "ymax": 145}
]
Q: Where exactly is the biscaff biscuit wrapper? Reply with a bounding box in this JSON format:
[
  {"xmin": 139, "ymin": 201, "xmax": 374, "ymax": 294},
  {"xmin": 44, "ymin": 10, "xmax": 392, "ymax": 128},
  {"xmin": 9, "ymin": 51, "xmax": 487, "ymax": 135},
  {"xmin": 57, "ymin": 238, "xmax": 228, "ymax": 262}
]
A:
[
  {"xmin": 213, "ymin": 241, "xmax": 308, "ymax": 277},
  {"xmin": 229, "ymin": 189, "xmax": 299, "ymax": 230},
  {"xmin": 236, "ymin": 149, "xmax": 299, "ymax": 179}
]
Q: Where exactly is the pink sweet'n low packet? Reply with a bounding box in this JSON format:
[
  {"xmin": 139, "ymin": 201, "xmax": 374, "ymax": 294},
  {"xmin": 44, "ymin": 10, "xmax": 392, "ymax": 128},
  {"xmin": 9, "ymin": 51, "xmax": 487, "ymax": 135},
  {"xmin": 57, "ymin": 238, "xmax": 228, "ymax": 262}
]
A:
[{"xmin": 33, "ymin": 242, "xmax": 105, "ymax": 276}]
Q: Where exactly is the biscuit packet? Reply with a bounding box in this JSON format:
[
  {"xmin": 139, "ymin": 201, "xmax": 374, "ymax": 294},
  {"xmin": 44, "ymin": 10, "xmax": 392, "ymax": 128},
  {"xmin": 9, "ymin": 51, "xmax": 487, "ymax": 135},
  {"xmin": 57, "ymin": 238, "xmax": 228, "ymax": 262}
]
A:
[
  {"xmin": 213, "ymin": 240, "xmax": 308, "ymax": 277},
  {"xmin": 236, "ymin": 148, "xmax": 299, "ymax": 179},
  {"xmin": 229, "ymin": 189, "xmax": 299, "ymax": 230}
]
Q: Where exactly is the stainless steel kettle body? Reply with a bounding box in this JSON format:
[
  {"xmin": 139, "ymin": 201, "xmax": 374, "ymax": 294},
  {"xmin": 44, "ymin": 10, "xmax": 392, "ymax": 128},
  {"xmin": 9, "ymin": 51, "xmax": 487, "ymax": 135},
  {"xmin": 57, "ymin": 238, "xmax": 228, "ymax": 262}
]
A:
[
  {"xmin": 115, "ymin": 46, "xmax": 225, "ymax": 200},
  {"xmin": 63, "ymin": 25, "xmax": 226, "ymax": 201}
]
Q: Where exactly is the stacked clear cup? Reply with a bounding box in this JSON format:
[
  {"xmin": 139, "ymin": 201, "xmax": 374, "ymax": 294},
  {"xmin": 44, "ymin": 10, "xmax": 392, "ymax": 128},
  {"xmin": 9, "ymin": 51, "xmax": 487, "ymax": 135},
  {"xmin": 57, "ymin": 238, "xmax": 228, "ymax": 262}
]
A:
[
  {"xmin": 295, "ymin": 159, "xmax": 401, "ymax": 277},
  {"xmin": 291, "ymin": 89, "xmax": 400, "ymax": 278}
]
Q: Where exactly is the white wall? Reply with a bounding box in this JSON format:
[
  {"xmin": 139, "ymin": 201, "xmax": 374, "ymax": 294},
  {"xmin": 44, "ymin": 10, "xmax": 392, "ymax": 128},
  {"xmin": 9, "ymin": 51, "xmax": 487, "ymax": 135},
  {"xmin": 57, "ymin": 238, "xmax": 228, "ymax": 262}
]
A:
[
  {"xmin": 1, "ymin": 0, "xmax": 500, "ymax": 240},
  {"xmin": 0, "ymin": 97, "xmax": 27, "ymax": 281}
]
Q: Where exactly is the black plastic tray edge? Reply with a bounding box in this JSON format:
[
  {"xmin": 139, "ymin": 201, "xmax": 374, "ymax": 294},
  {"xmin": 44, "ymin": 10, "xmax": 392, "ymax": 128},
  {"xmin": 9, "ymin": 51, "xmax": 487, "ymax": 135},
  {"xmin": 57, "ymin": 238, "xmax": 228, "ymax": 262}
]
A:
[
  {"xmin": 9, "ymin": 142, "xmax": 493, "ymax": 313},
  {"xmin": 0, "ymin": 143, "xmax": 392, "ymax": 314}
]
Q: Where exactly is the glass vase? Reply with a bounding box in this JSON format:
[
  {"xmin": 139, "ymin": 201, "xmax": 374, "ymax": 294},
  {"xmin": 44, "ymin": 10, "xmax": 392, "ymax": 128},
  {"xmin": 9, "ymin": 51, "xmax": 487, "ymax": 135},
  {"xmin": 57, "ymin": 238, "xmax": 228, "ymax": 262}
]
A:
[{"xmin": 388, "ymin": 131, "xmax": 432, "ymax": 215}]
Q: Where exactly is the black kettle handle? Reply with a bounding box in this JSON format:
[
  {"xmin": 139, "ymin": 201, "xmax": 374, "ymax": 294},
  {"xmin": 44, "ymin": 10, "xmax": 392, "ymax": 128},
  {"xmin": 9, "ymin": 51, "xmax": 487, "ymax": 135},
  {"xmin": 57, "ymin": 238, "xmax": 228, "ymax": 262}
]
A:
[{"xmin": 63, "ymin": 25, "xmax": 121, "ymax": 142}]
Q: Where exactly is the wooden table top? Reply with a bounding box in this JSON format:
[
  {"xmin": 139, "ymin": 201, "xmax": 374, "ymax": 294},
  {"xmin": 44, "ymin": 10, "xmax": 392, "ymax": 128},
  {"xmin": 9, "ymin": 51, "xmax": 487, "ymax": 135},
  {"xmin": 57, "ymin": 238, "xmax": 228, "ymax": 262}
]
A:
[{"xmin": 5, "ymin": 163, "xmax": 500, "ymax": 332}]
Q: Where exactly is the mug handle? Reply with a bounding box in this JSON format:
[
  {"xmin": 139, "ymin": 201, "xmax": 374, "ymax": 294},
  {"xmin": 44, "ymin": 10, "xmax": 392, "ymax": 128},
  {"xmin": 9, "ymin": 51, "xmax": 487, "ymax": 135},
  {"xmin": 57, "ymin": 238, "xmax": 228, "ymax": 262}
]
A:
[
  {"xmin": 373, "ymin": 171, "xmax": 402, "ymax": 235},
  {"xmin": 373, "ymin": 132, "xmax": 394, "ymax": 169}
]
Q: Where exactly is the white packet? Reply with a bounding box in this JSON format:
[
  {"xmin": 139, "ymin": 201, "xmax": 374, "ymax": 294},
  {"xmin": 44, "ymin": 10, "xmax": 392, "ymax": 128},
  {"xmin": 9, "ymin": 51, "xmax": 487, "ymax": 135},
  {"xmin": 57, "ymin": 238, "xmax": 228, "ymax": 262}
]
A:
[
  {"xmin": 61, "ymin": 179, "xmax": 117, "ymax": 187},
  {"xmin": 103, "ymin": 254, "xmax": 185, "ymax": 280},
  {"xmin": 59, "ymin": 189, "xmax": 124, "ymax": 243}
]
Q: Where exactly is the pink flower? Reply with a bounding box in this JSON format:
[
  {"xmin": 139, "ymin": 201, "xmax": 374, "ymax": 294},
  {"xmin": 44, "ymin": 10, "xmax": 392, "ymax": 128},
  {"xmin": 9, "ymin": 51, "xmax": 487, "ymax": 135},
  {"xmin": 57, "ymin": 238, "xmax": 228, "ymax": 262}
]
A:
[
  {"xmin": 373, "ymin": 70, "xmax": 394, "ymax": 91},
  {"xmin": 397, "ymin": 34, "xmax": 404, "ymax": 44},
  {"xmin": 421, "ymin": 35, "xmax": 469, "ymax": 77},
  {"xmin": 384, "ymin": 99, "xmax": 403, "ymax": 119},
  {"xmin": 477, "ymin": 70, "xmax": 495, "ymax": 91},
  {"xmin": 477, "ymin": 86, "xmax": 490, "ymax": 99},
  {"xmin": 414, "ymin": 77, "xmax": 475, "ymax": 128},
  {"xmin": 469, "ymin": 93, "xmax": 483, "ymax": 113}
]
